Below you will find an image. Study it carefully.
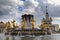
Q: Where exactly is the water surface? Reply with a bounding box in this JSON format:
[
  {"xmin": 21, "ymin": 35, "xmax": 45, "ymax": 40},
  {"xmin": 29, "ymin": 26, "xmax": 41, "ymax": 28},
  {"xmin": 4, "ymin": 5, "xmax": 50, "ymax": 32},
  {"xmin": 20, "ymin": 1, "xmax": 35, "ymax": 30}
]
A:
[{"xmin": 0, "ymin": 33, "xmax": 60, "ymax": 40}]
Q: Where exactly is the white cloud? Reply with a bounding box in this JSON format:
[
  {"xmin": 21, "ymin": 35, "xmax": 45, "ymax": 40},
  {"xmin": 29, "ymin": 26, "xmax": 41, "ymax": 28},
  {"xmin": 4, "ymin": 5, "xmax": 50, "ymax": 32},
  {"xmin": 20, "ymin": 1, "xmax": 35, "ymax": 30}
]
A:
[
  {"xmin": 48, "ymin": 0, "xmax": 60, "ymax": 6},
  {"xmin": 52, "ymin": 17, "xmax": 60, "ymax": 28},
  {"xmin": 53, "ymin": 17, "xmax": 60, "ymax": 20},
  {"xmin": 29, "ymin": 0, "xmax": 39, "ymax": 7},
  {"xmin": 21, "ymin": 0, "xmax": 39, "ymax": 14},
  {"xmin": 17, "ymin": 0, "xmax": 24, "ymax": 6}
]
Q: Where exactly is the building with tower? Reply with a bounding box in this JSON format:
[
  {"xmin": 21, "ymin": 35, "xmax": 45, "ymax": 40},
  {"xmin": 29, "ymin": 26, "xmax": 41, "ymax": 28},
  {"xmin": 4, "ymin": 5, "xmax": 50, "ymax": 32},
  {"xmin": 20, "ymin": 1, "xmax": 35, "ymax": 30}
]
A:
[{"xmin": 40, "ymin": 6, "xmax": 52, "ymax": 34}]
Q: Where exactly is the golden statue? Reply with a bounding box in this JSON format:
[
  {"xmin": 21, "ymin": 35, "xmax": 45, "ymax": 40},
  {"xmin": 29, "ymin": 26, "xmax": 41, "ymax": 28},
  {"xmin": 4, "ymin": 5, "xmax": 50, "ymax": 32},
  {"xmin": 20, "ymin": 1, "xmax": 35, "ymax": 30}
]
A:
[
  {"xmin": 6, "ymin": 21, "xmax": 10, "ymax": 30},
  {"xmin": 11, "ymin": 19, "xmax": 16, "ymax": 28},
  {"xmin": 31, "ymin": 19, "xmax": 35, "ymax": 32},
  {"xmin": 21, "ymin": 20, "xmax": 25, "ymax": 29},
  {"xmin": 31, "ymin": 19, "xmax": 35, "ymax": 27}
]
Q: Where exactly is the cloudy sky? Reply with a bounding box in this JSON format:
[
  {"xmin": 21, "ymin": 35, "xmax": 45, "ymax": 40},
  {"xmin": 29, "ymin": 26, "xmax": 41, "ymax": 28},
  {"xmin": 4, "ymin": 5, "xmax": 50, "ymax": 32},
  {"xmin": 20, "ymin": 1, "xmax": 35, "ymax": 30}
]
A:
[{"xmin": 0, "ymin": 0, "xmax": 60, "ymax": 27}]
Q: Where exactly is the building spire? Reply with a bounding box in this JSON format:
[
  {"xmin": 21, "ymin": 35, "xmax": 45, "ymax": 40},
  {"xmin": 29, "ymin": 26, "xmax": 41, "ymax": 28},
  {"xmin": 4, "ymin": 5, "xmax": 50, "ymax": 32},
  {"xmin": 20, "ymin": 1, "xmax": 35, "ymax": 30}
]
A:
[
  {"xmin": 46, "ymin": 6, "xmax": 48, "ymax": 14},
  {"xmin": 46, "ymin": 0, "xmax": 48, "ymax": 14},
  {"xmin": 45, "ymin": 5, "xmax": 49, "ymax": 20}
]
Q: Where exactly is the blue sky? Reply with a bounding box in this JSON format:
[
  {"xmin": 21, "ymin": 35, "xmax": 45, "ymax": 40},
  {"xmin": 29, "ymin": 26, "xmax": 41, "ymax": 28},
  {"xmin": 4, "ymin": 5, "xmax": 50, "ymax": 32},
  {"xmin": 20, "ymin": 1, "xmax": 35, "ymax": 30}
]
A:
[{"xmin": 0, "ymin": 0, "xmax": 60, "ymax": 27}]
